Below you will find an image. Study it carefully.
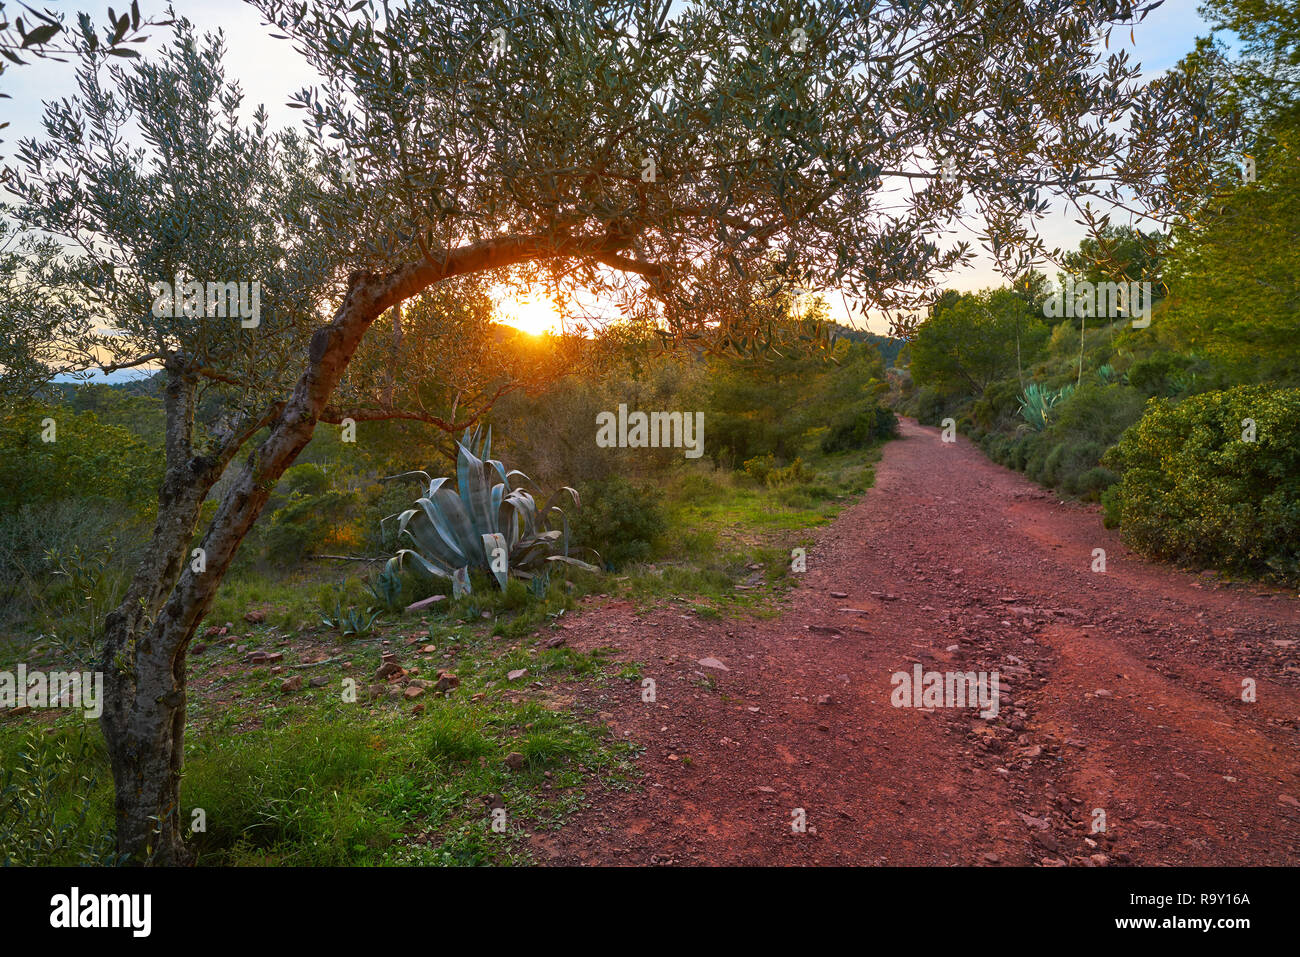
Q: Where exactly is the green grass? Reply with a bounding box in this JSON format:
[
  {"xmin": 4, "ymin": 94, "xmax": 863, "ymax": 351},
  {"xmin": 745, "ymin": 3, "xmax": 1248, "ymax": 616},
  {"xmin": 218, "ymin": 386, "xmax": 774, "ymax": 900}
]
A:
[
  {"xmin": 604, "ymin": 443, "xmax": 883, "ymax": 616},
  {"xmin": 0, "ymin": 619, "xmax": 639, "ymax": 866}
]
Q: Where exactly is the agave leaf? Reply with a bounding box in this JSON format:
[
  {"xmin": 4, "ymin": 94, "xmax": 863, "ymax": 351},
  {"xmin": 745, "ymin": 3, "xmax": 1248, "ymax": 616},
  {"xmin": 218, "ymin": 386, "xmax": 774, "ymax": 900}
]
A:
[
  {"xmin": 482, "ymin": 531, "xmax": 508, "ymax": 590},
  {"xmin": 506, "ymin": 468, "xmax": 542, "ymax": 496},
  {"xmin": 490, "ymin": 481, "xmax": 505, "ymax": 525},
  {"xmin": 486, "ymin": 457, "xmax": 511, "ymax": 489},
  {"xmin": 423, "ymin": 481, "xmax": 476, "ymax": 553},
  {"xmin": 541, "ymin": 485, "xmax": 580, "ymax": 518},
  {"xmin": 544, "ymin": 555, "xmax": 599, "ymax": 572},
  {"xmin": 500, "ymin": 490, "xmax": 535, "ymax": 551},
  {"xmin": 456, "ymin": 440, "xmax": 496, "ymax": 539},
  {"xmin": 513, "ymin": 540, "xmax": 554, "ymax": 569},
  {"xmin": 396, "ymin": 507, "xmax": 456, "ymax": 566},
  {"xmin": 504, "ymin": 488, "xmax": 538, "ymax": 541},
  {"xmin": 384, "ymin": 469, "xmax": 434, "ymax": 487},
  {"xmin": 392, "ymin": 547, "xmax": 454, "ymax": 580}
]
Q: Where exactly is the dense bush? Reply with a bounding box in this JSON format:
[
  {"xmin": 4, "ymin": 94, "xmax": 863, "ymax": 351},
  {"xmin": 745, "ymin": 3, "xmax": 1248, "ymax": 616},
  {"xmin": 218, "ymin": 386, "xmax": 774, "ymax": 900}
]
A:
[
  {"xmin": 571, "ymin": 476, "xmax": 667, "ymax": 570},
  {"xmin": 1102, "ymin": 386, "xmax": 1300, "ymax": 579},
  {"xmin": 821, "ymin": 403, "xmax": 899, "ymax": 453},
  {"xmin": 911, "ymin": 387, "xmax": 952, "ymax": 426},
  {"xmin": 969, "ymin": 379, "xmax": 1022, "ymax": 430},
  {"xmin": 1048, "ymin": 382, "xmax": 1145, "ymax": 446},
  {"xmin": 263, "ymin": 489, "xmax": 360, "ymax": 564},
  {"xmin": 282, "ymin": 463, "xmax": 332, "ymax": 497},
  {"xmin": 765, "ymin": 457, "xmax": 815, "ymax": 488},
  {"xmin": 741, "ymin": 453, "xmax": 776, "ymax": 485},
  {"xmin": 0, "ymin": 403, "xmax": 161, "ymax": 512}
]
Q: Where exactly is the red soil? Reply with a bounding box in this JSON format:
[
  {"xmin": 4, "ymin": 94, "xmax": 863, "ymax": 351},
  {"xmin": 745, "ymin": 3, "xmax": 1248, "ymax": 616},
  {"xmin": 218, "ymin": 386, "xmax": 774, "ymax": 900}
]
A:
[{"xmin": 533, "ymin": 418, "xmax": 1300, "ymax": 866}]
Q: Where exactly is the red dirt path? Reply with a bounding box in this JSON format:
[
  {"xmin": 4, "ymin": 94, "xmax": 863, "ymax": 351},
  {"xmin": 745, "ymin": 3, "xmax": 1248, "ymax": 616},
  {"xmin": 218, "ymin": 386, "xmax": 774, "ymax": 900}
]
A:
[{"xmin": 533, "ymin": 418, "xmax": 1300, "ymax": 866}]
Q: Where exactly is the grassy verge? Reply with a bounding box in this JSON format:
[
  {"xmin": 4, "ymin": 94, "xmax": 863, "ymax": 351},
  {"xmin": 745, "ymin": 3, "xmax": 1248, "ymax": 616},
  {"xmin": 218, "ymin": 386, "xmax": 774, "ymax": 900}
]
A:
[{"xmin": 610, "ymin": 446, "xmax": 881, "ymax": 617}]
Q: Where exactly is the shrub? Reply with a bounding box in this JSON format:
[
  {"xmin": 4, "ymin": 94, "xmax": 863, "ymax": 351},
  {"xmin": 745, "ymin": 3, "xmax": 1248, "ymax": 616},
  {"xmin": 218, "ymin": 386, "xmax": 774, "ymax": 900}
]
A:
[
  {"xmin": 820, "ymin": 403, "xmax": 899, "ymax": 453},
  {"xmin": 1040, "ymin": 439, "xmax": 1106, "ymax": 495},
  {"xmin": 1024, "ymin": 441, "xmax": 1051, "ymax": 484},
  {"xmin": 264, "ymin": 489, "xmax": 359, "ymax": 564},
  {"xmin": 281, "ymin": 463, "xmax": 331, "ymax": 497},
  {"xmin": 0, "ymin": 729, "xmax": 117, "ymax": 866},
  {"xmin": 766, "ymin": 458, "xmax": 815, "ymax": 488},
  {"xmin": 1012, "ymin": 435, "xmax": 1036, "ymax": 471},
  {"xmin": 913, "ymin": 387, "xmax": 950, "ymax": 427},
  {"xmin": 1048, "ymin": 382, "xmax": 1145, "ymax": 446},
  {"xmin": 741, "ymin": 453, "xmax": 776, "ymax": 485},
  {"xmin": 970, "ymin": 379, "xmax": 1022, "ymax": 429},
  {"xmin": 571, "ymin": 475, "xmax": 667, "ymax": 570},
  {"xmin": 1075, "ymin": 465, "xmax": 1119, "ymax": 499},
  {"xmin": 1128, "ymin": 352, "xmax": 1198, "ymax": 398},
  {"xmin": 1043, "ymin": 441, "xmax": 1068, "ymax": 485},
  {"xmin": 1103, "ymin": 386, "xmax": 1300, "ymax": 579}
]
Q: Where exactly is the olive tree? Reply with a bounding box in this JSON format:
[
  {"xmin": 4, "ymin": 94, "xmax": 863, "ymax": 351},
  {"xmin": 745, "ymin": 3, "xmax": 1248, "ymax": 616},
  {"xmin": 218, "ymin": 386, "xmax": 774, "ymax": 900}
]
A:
[{"xmin": 3, "ymin": 0, "xmax": 1231, "ymax": 863}]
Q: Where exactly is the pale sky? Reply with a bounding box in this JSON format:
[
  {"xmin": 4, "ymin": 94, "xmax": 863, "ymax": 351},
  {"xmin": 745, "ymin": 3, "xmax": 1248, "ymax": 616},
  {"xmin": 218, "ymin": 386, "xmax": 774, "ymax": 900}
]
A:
[{"xmin": 2, "ymin": 0, "xmax": 1226, "ymax": 343}]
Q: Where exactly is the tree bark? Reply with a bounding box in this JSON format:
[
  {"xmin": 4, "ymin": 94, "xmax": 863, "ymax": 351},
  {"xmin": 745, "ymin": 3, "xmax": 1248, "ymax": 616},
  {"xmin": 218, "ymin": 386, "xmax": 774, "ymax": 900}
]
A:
[
  {"xmin": 100, "ymin": 266, "xmax": 415, "ymax": 862},
  {"xmin": 101, "ymin": 362, "xmax": 218, "ymax": 864}
]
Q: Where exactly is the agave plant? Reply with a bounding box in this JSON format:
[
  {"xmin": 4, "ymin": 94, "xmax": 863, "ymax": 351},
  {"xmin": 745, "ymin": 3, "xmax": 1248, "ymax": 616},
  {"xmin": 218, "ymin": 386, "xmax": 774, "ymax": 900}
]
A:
[
  {"xmin": 365, "ymin": 565, "xmax": 404, "ymax": 613},
  {"xmin": 322, "ymin": 601, "xmax": 381, "ymax": 638},
  {"xmin": 1018, "ymin": 382, "xmax": 1075, "ymax": 431},
  {"xmin": 385, "ymin": 426, "xmax": 597, "ymax": 596},
  {"xmin": 528, "ymin": 568, "xmax": 551, "ymax": 600}
]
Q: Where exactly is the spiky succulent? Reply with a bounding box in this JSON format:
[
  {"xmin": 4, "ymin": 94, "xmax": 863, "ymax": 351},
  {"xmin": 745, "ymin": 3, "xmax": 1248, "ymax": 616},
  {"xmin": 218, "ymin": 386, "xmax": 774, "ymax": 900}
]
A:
[
  {"xmin": 385, "ymin": 426, "xmax": 597, "ymax": 595},
  {"xmin": 1018, "ymin": 382, "xmax": 1075, "ymax": 431}
]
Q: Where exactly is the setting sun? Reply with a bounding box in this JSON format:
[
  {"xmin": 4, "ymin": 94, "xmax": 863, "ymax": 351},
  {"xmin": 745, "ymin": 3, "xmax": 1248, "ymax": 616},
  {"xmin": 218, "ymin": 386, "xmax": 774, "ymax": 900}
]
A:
[{"xmin": 497, "ymin": 293, "xmax": 563, "ymax": 336}]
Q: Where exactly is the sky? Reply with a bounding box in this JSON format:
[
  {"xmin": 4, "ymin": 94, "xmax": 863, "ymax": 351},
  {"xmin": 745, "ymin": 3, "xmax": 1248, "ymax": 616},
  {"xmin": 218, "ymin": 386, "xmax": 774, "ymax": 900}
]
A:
[{"xmin": 2, "ymin": 0, "xmax": 1227, "ymax": 346}]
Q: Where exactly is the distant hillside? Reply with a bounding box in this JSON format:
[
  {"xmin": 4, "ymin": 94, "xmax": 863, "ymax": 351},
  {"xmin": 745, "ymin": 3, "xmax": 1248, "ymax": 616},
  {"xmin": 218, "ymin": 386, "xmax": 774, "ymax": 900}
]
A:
[{"xmin": 827, "ymin": 323, "xmax": 906, "ymax": 367}]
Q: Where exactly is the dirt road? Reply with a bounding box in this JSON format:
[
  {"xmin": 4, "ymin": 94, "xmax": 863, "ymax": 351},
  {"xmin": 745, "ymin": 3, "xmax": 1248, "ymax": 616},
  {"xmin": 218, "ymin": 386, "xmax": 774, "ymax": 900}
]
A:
[{"xmin": 535, "ymin": 418, "xmax": 1300, "ymax": 865}]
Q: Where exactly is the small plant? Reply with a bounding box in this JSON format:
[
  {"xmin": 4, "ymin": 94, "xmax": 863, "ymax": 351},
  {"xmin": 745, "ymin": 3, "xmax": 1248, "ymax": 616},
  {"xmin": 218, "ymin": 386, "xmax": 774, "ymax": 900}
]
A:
[
  {"xmin": 528, "ymin": 569, "xmax": 551, "ymax": 600},
  {"xmin": 742, "ymin": 453, "xmax": 777, "ymax": 484},
  {"xmin": 366, "ymin": 565, "xmax": 404, "ymax": 613},
  {"xmin": 1017, "ymin": 382, "xmax": 1075, "ymax": 430},
  {"xmin": 340, "ymin": 606, "xmax": 380, "ymax": 638},
  {"xmin": 570, "ymin": 476, "xmax": 666, "ymax": 570},
  {"xmin": 765, "ymin": 457, "xmax": 814, "ymax": 488},
  {"xmin": 322, "ymin": 600, "xmax": 380, "ymax": 638},
  {"xmin": 0, "ymin": 730, "xmax": 118, "ymax": 866},
  {"xmin": 38, "ymin": 543, "xmax": 120, "ymax": 666}
]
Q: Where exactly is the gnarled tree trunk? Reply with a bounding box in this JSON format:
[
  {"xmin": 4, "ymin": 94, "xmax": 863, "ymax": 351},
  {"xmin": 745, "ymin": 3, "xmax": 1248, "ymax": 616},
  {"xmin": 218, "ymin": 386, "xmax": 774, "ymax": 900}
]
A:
[{"xmin": 100, "ymin": 272, "xmax": 390, "ymax": 863}]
